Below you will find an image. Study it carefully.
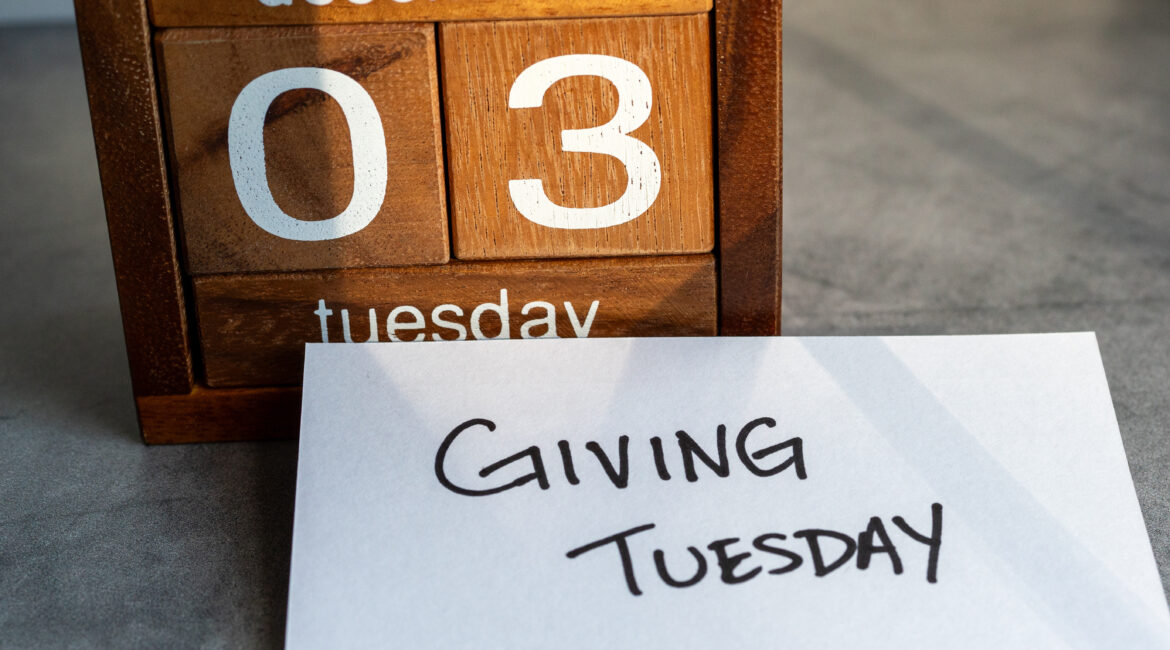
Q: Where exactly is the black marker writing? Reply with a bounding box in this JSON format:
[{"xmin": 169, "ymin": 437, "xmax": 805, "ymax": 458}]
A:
[
  {"xmin": 435, "ymin": 417, "xmax": 805, "ymax": 496},
  {"xmin": 565, "ymin": 504, "xmax": 944, "ymax": 596},
  {"xmin": 565, "ymin": 523, "xmax": 657, "ymax": 596},
  {"xmin": 893, "ymin": 502, "xmax": 944, "ymax": 583}
]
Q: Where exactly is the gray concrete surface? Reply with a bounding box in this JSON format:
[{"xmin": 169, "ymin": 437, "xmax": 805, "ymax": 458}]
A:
[
  {"xmin": 0, "ymin": 1, "xmax": 74, "ymax": 26},
  {"xmin": 0, "ymin": 0, "xmax": 1167, "ymax": 646}
]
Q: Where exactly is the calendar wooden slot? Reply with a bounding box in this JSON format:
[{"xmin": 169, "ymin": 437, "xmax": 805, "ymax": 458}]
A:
[
  {"xmin": 74, "ymin": 0, "xmax": 194, "ymax": 396},
  {"xmin": 193, "ymin": 256, "xmax": 717, "ymax": 388},
  {"xmin": 137, "ymin": 386, "xmax": 302, "ymax": 444},
  {"xmin": 147, "ymin": 0, "xmax": 713, "ymax": 29},
  {"xmin": 716, "ymin": 0, "xmax": 783, "ymax": 336}
]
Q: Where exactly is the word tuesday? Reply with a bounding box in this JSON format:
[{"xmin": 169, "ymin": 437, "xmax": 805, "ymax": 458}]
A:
[
  {"xmin": 313, "ymin": 289, "xmax": 600, "ymax": 343},
  {"xmin": 568, "ymin": 505, "xmax": 944, "ymax": 596}
]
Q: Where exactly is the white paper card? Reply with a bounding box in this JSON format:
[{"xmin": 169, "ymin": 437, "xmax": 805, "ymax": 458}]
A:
[{"xmin": 287, "ymin": 334, "xmax": 1170, "ymax": 649}]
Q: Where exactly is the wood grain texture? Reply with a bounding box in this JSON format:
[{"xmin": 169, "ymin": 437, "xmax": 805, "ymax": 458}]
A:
[
  {"xmin": 138, "ymin": 385, "xmax": 301, "ymax": 444},
  {"xmin": 441, "ymin": 15, "xmax": 714, "ymax": 260},
  {"xmin": 193, "ymin": 255, "xmax": 716, "ymax": 387},
  {"xmin": 715, "ymin": 0, "xmax": 783, "ymax": 335},
  {"xmin": 148, "ymin": 0, "xmax": 712, "ymax": 28},
  {"xmin": 156, "ymin": 25, "xmax": 449, "ymax": 275},
  {"xmin": 73, "ymin": 0, "xmax": 194, "ymax": 396}
]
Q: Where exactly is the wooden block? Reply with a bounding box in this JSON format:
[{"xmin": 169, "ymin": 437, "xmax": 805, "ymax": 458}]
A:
[
  {"xmin": 148, "ymin": 0, "xmax": 712, "ymax": 29},
  {"xmin": 137, "ymin": 385, "xmax": 301, "ymax": 444},
  {"xmin": 193, "ymin": 256, "xmax": 716, "ymax": 387},
  {"xmin": 440, "ymin": 15, "xmax": 714, "ymax": 260},
  {"xmin": 716, "ymin": 0, "xmax": 783, "ymax": 336},
  {"xmin": 156, "ymin": 25, "xmax": 449, "ymax": 275},
  {"xmin": 74, "ymin": 0, "xmax": 194, "ymax": 396}
]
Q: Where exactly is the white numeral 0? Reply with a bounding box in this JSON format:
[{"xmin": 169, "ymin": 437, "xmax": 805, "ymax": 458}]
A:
[
  {"xmin": 508, "ymin": 54, "xmax": 662, "ymax": 230},
  {"xmin": 228, "ymin": 67, "xmax": 387, "ymax": 241}
]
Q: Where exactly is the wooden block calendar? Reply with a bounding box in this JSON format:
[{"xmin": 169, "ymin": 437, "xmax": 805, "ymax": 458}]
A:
[{"xmin": 73, "ymin": 0, "xmax": 782, "ymax": 443}]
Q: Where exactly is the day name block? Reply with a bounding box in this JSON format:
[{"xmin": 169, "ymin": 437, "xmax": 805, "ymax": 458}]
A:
[
  {"xmin": 148, "ymin": 0, "xmax": 713, "ymax": 28},
  {"xmin": 193, "ymin": 255, "xmax": 717, "ymax": 387},
  {"xmin": 442, "ymin": 14, "xmax": 715, "ymax": 260},
  {"xmin": 157, "ymin": 24, "xmax": 449, "ymax": 275}
]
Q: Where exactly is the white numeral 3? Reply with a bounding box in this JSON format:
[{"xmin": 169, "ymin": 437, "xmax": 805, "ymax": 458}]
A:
[{"xmin": 508, "ymin": 54, "xmax": 662, "ymax": 230}]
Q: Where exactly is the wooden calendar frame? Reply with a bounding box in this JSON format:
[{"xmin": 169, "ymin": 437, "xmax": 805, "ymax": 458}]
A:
[{"xmin": 73, "ymin": 0, "xmax": 781, "ymax": 443}]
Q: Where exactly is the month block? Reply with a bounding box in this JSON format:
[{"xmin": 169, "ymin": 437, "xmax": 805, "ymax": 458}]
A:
[
  {"xmin": 156, "ymin": 24, "xmax": 449, "ymax": 275},
  {"xmin": 440, "ymin": 15, "xmax": 715, "ymax": 260},
  {"xmin": 148, "ymin": 0, "xmax": 712, "ymax": 28},
  {"xmin": 193, "ymin": 256, "xmax": 716, "ymax": 387}
]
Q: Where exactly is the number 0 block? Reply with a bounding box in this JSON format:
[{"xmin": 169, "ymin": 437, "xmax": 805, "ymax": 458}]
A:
[
  {"xmin": 440, "ymin": 15, "xmax": 715, "ymax": 260},
  {"xmin": 156, "ymin": 25, "xmax": 449, "ymax": 275}
]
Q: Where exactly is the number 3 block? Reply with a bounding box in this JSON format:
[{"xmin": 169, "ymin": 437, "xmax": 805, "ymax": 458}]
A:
[
  {"xmin": 156, "ymin": 25, "xmax": 449, "ymax": 275},
  {"xmin": 440, "ymin": 15, "xmax": 714, "ymax": 260}
]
